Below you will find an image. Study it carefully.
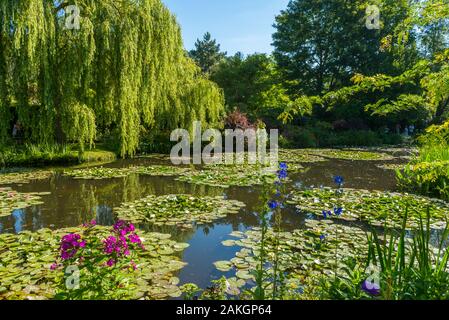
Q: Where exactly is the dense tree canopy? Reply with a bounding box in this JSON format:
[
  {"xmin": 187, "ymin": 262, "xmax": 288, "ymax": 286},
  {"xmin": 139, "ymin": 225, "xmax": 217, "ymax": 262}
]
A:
[
  {"xmin": 278, "ymin": 0, "xmax": 449, "ymax": 130},
  {"xmin": 0, "ymin": 0, "xmax": 225, "ymax": 157},
  {"xmin": 273, "ymin": 0, "xmax": 417, "ymax": 96}
]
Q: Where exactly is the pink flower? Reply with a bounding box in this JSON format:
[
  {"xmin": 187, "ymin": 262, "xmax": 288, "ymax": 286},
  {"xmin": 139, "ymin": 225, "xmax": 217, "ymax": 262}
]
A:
[{"xmin": 106, "ymin": 258, "xmax": 116, "ymax": 267}]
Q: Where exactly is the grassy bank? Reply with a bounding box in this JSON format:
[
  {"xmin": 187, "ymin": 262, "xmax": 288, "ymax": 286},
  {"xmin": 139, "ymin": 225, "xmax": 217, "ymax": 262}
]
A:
[{"xmin": 0, "ymin": 143, "xmax": 117, "ymax": 168}]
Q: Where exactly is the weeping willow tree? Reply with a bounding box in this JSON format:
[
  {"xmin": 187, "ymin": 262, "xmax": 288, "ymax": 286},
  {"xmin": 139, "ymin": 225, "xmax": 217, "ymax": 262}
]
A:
[{"xmin": 0, "ymin": 0, "xmax": 224, "ymax": 157}]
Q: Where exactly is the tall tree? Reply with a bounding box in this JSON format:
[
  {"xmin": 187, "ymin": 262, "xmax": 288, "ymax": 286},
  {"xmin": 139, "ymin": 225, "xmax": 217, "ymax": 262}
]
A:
[
  {"xmin": 279, "ymin": 0, "xmax": 449, "ymax": 128},
  {"xmin": 0, "ymin": 0, "xmax": 224, "ymax": 157},
  {"xmin": 211, "ymin": 53, "xmax": 290, "ymax": 120},
  {"xmin": 272, "ymin": 0, "xmax": 416, "ymax": 96},
  {"xmin": 189, "ymin": 32, "xmax": 227, "ymax": 74}
]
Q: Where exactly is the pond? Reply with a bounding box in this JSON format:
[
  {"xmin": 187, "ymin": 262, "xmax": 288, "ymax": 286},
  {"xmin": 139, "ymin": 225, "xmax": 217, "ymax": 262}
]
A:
[{"xmin": 0, "ymin": 149, "xmax": 407, "ymax": 291}]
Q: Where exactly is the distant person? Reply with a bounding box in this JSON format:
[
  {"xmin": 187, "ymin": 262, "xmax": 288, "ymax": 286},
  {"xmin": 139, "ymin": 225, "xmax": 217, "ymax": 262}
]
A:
[
  {"xmin": 12, "ymin": 122, "xmax": 19, "ymax": 138},
  {"xmin": 12, "ymin": 122, "xmax": 23, "ymax": 143}
]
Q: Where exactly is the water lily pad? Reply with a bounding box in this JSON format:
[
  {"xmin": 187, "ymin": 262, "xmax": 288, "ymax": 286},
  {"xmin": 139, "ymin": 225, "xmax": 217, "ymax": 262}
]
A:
[
  {"xmin": 214, "ymin": 261, "xmax": 233, "ymax": 272},
  {"xmin": 291, "ymin": 187, "xmax": 449, "ymax": 228},
  {"xmin": 115, "ymin": 194, "xmax": 245, "ymax": 230},
  {"xmin": 0, "ymin": 169, "xmax": 54, "ymax": 185},
  {"xmin": 64, "ymin": 165, "xmax": 189, "ymax": 180},
  {"xmin": 0, "ymin": 187, "xmax": 45, "ymax": 217},
  {"xmin": 0, "ymin": 226, "xmax": 189, "ymax": 300}
]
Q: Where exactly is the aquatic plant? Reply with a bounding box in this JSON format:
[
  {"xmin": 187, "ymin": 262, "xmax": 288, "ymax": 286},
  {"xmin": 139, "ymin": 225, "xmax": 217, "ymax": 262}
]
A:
[
  {"xmin": 0, "ymin": 187, "xmax": 48, "ymax": 217},
  {"xmin": 0, "ymin": 169, "xmax": 54, "ymax": 185},
  {"xmin": 290, "ymin": 187, "xmax": 449, "ymax": 229},
  {"xmin": 115, "ymin": 194, "xmax": 246, "ymax": 229},
  {"xmin": 278, "ymin": 148, "xmax": 393, "ymax": 164},
  {"xmin": 64, "ymin": 165, "xmax": 190, "ymax": 180}
]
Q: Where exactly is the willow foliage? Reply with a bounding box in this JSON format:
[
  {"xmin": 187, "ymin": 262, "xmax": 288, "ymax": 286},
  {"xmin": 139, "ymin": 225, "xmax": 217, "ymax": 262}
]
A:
[{"xmin": 0, "ymin": 0, "xmax": 224, "ymax": 157}]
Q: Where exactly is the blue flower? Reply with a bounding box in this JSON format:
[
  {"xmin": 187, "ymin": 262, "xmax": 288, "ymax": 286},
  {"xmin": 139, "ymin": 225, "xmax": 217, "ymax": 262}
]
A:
[
  {"xmin": 334, "ymin": 207, "xmax": 343, "ymax": 216},
  {"xmin": 279, "ymin": 162, "xmax": 288, "ymax": 170},
  {"xmin": 320, "ymin": 234, "xmax": 326, "ymax": 241},
  {"xmin": 277, "ymin": 169, "xmax": 288, "ymax": 180},
  {"xmin": 322, "ymin": 210, "xmax": 332, "ymax": 219},
  {"xmin": 268, "ymin": 200, "xmax": 279, "ymax": 210},
  {"xmin": 333, "ymin": 176, "xmax": 344, "ymax": 186}
]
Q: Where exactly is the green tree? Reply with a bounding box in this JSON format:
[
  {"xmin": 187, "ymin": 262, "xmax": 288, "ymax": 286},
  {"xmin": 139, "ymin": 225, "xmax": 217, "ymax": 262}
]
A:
[
  {"xmin": 273, "ymin": 0, "xmax": 416, "ymax": 96},
  {"xmin": 279, "ymin": 0, "xmax": 449, "ymax": 128},
  {"xmin": 0, "ymin": 0, "xmax": 224, "ymax": 157},
  {"xmin": 189, "ymin": 32, "xmax": 227, "ymax": 74},
  {"xmin": 211, "ymin": 53, "xmax": 291, "ymax": 122}
]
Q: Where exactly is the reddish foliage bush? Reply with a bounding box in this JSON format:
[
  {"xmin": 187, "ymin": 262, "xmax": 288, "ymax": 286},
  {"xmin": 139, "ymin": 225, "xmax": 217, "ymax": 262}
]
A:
[{"xmin": 224, "ymin": 110, "xmax": 254, "ymax": 130}]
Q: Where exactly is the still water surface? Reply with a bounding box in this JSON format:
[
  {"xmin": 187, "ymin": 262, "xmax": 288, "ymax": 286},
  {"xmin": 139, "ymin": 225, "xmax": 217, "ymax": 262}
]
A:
[{"xmin": 0, "ymin": 154, "xmax": 402, "ymax": 288}]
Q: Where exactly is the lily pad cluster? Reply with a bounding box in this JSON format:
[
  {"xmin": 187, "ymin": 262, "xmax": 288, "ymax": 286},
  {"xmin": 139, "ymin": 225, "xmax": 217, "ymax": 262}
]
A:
[
  {"xmin": 279, "ymin": 148, "xmax": 393, "ymax": 163},
  {"xmin": 215, "ymin": 221, "xmax": 371, "ymax": 289},
  {"xmin": 0, "ymin": 226, "xmax": 189, "ymax": 300},
  {"xmin": 115, "ymin": 194, "xmax": 246, "ymax": 229},
  {"xmin": 0, "ymin": 169, "xmax": 54, "ymax": 185},
  {"xmin": 176, "ymin": 165, "xmax": 281, "ymax": 188},
  {"xmin": 279, "ymin": 149, "xmax": 328, "ymax": 164},
  {"xmin": 306, "ymin": 149, "xmax": 394, "ymax": 161},
  {"xmin": 289, "ymin": 188, "xmax": 449, "ymax": 229},
  {"xmin": 64, "ymin": 165, "xmax": 189, "ymax": 180},
  {"xmin": 0, "ymin": 187, "xmax": 47, "ymax": 217},
  {"xmin": 376, "ymin": 163, "xmax": 406, "ymax": 171}
]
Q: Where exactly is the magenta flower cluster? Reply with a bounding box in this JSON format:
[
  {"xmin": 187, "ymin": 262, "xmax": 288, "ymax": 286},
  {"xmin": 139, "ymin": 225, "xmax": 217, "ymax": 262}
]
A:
[
  {"xmin": 60, "ymin": 233, "xmax": 86, "ymax": 260},
  {"xmin": 51, "ymin": 219, "xmax": 144, "ymax": 271},
  {"xmin": 103, "ymin": 220, "xmax": 144, "ymax": 267}
]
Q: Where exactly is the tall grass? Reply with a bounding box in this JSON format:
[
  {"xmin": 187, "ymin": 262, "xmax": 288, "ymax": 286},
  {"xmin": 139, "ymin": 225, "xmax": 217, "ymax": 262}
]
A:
[
  {"xmin": 367, "ymin": 207, "xmax": 449, "ymax": 300},
  {"xmin": 319, "ymin": 208, "xmax": 449, "ymax": 300},
  {"xmin": 0, "ymin": 143, "xmax": 115, "ymax": 168},
  {"xmin": 416, "ymin": 142, "xmax": 449, "ymax": 163}
]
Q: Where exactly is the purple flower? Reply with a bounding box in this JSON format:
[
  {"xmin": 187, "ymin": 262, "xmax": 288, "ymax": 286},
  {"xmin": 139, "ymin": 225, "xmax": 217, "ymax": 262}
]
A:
[
  {"xmin": 279, "ymin": 162, "xmax": 288, "ymax": 170},
  {"xmin": 113, "ymin": 220, "xmax": 135, "ymax": 236},
  {"xmin": 106, "ymin": 258, "xmax": 116, "ymax": 267},
  {"xmin": 59, "ymin": 233, "xmax": 84, "ymax": 260},
  {"xmin": 129, "ymin": 233, "xmax": 142, "ymax": 244},
  {"xmin": 361, "ymin": 280, "xmax": 381, "ymax": 296},
  {"xmin": 103, "ymin": 236, "xmax": 118, "ymax": 254},
  {"xmin": 50, "ymin": 263, "xmax": 59, "ymax": 270},
  {"xmin": 320, "ymin": 235, "xmax": 326, "ymax": 241}
]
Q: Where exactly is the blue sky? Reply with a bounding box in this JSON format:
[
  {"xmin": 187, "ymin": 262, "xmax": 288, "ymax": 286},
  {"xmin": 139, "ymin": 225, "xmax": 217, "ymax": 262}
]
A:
[{"xmin": 161, "ymin": 0, "xmax": 290, "ymax": 56}]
